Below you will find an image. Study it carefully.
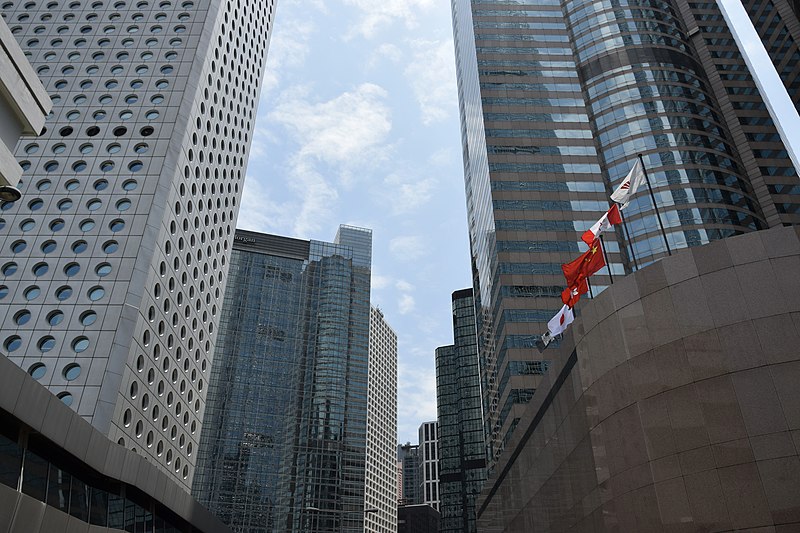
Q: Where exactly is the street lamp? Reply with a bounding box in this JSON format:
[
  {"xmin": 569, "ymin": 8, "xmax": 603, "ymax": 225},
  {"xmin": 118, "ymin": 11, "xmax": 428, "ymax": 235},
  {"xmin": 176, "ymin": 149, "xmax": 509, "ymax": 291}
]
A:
[{"xmin": 0, "ymin": 175, "xmax": 21, "ymax": 202}]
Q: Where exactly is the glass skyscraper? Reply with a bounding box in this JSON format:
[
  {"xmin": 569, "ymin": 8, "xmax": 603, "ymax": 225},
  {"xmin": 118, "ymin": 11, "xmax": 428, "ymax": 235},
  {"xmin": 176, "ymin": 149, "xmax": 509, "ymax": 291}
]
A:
[
  {"xmin": 192, "ymin": 226, "xmax": 373, "ymax": 533},
  {"xmin": 451, "ymin": 0, "xmax": 800, "ymax": 470},
  {"xmin": 435, "ymin": 288, "xmax": 487, "ymax": 533},
  {"xmin": 0, "ymin": 0, "xmax": 275, "ymax": 490}
]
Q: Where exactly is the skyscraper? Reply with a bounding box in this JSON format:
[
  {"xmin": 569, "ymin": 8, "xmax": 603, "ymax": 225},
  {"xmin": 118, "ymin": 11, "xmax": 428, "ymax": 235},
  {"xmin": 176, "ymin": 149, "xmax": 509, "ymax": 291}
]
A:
[
  {"xmin": 451, "ymin": 0, "xmax": 799, "ymax": 470},
  {"xmin": 192, "ymin": 226, "xmax": 373, "ymax": 533},
  {"xmin": 418, "ymin": 421, "xmax": 440, "ymax": 511},
  {"xmin": 365, "ymin": 306, "xmax": 398, "ymax": 533},
  {"xmin": 435, "ymin": 288, "xmax": 486, "ymax": 533},
  {"xmin": 398, "ymin": 442, "xmax": 422, "ymax": 506},
  {"xmin": 0, "ymin": 0, "xmax": 275, "ymax": 489}
]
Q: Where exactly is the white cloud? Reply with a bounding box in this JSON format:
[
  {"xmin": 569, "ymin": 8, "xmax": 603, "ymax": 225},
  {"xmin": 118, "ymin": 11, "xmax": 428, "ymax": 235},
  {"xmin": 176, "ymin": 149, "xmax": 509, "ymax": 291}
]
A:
[
  {"xmin": 237, "ymin": 174, "xmax": 295, "ymax": 234},
  {"xmin": 404, "ymin": 39, "xmax": 458, "ymax": 125},
  {"xmin": 260, "ymin": 16, "xmax": 316, "ymax": 99},
  {"xmin": 268, "ymin": 83, "xmax": 392, "ymax": 175},
  {"xmin": 398, "ymin": 294, "xmax": 416, "ymax": 315},
  {"xmin": 389, "ymin": 235, "xmax": 426, "ymax": 260},
  {"xmin": 371, "ymin": 272, "xmax": 391, "ymax": 291},
  {"xmin": 395, "ymin": 279, "xmax": 414, "ymax": 292},
  {"xmin": 397, "ymin": 357, "xmax": 438, "ymax": 438},
  {"xmin": 381, "ymin": 172, "xmax": 438, "ymax": 215},
  {"xmin": 369, "ymin": 43, "xmax": 403, "ymax": 67},
  {"xmin": 343, "ymin": 0, "xmax": 436, "ymax": 39}
]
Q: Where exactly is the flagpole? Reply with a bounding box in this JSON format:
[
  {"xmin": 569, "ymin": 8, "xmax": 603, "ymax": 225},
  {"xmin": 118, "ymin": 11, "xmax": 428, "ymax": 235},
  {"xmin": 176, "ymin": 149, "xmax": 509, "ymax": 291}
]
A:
[
  {"xmin": 618, "ymin": 209, "xmax": 639, "ymax": 271},
  {"xmin": 586, "ymin": 276, "xmax": 594, "ymax": 298},
  {"xmin": 599, "ymin": 235, "xmax": 613, "ymax": 284},
  {"xmin": 637, "ymin": 153, "xmax": 672, "ymax": 256}
]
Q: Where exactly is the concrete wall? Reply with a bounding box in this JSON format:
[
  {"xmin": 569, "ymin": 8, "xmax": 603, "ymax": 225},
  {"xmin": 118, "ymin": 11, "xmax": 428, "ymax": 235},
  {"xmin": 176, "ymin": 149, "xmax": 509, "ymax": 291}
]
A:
[{"xmin": 476, "ymin": 226, "xmax": 800, "ymax": 532}]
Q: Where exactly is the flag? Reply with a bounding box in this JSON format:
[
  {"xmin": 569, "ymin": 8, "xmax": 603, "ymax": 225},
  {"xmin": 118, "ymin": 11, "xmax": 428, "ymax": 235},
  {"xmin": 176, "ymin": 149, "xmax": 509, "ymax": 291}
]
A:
[
  {"xmin": 610, "ymin": 159, "xmax": 645, "ymax": 209},
  {"xmin": 582, "ymin": 204, "xmax": 622, "ymax": 246},
  {"xmin": 561, "ymin": 278, "xmax": 588, "ymax": 307},
  {"xmin": 562, "ymin": 240, "xmax": 606, "ymax": 288},
  {"xmin": 548, "ymin": 304, "xmax": 574, "ymax": 337}
]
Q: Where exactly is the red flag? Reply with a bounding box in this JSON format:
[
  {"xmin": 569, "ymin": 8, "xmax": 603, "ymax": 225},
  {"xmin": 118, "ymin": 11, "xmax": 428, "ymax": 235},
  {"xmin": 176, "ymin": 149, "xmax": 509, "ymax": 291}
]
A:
[
  {"xmin": 581, "ymin": 204, "xmax": 622, "ymax": 246},
  {"xmin": 561, "ymin": 278, "xmax": 588, "ymax": 307},
  {"xmin": 562, "ymin": 240, "xmax": 606, "ymax": 288}
]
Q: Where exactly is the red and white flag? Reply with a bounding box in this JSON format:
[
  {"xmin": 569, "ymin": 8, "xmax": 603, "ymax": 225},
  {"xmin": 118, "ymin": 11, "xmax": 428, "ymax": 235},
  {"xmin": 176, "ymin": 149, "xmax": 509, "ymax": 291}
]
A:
[
  {"xmin": 582, "ymin": 204, "xmax": 622, "ymax": 246},
  {"xmin": 610, "ymin": 159, "xmax": 645, "ymax": 209},
  {"xmin": 547, "ymin": 304, "xmax": 575, "ymax": 337}
]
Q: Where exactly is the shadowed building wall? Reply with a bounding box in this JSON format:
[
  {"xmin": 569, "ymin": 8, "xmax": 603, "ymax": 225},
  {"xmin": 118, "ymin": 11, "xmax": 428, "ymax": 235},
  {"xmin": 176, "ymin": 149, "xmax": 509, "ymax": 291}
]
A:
[{"xmin": 476, "ymin": 225, "xmax": 800, "ymax": 532}]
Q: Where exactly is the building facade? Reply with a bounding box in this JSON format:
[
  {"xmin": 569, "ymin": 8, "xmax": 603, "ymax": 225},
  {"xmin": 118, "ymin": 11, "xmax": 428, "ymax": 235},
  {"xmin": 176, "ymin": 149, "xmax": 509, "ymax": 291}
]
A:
[
  {"xmin": 451, "ymin": 0, "xmax": 799, "ymax": 471},
  {"xmin": 435, "ymin": 288, "xmax": 486, "ymax": 533},
  {"xmin": 0, "ymin": 0, "xmax": 275, "ymax": 489},
  {"xmin": 399, "ymin": 443, "xmax": 422, "ymax": 506},
  {"xmin": 191, "ymin": 226, "xmax": 373, "ymax": 533},
  {"xmin": 475, "ymin": 226, "xmax": 800, "ymax": 532},
  {"xmin": 365, "ymin": 306, "xmax": 399, "ymax": 533},
  {"xmin": 419, "ymin": 421, "xmax": 440, "ymax": 511}
]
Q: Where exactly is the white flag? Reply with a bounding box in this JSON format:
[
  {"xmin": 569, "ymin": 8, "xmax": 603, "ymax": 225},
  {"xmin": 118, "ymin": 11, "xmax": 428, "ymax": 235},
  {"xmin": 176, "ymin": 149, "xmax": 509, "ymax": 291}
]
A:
[
  {"xmin": 610, "ymin": 159, "xmax": 646, "ymax": 210},
  {"xmin": 547, "ymin": 304, "xmax": 575, "ymax": 337}
]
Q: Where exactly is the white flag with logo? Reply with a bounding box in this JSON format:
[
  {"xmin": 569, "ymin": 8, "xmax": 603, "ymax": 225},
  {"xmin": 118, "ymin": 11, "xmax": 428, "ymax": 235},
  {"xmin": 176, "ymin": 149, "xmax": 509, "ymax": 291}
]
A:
[
  {"xmin": 610, "ymin": 159, "xmax": 646, "ymax": 210},
  {"xmin": 547, "ymin": 304, "xmax": 575, "ymax": 337}
]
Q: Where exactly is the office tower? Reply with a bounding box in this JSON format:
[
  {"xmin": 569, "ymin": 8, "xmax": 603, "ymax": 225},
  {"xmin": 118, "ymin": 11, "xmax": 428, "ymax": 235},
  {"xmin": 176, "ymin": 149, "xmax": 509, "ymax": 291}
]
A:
[
  {"xmin": 397, "ymin": 504, "xmax": 441, "ymax": 533},
  {"xmin": 0, "ymin": 0, "xmax": 276, "ymax": 490},
  {"xmin": 435, "ymin": 289, "xmax": 486, "ymax": 533},
  {"xmin": 398, "ymin": 443, "xmax": 422, "ymax": 505},
  {"xmin": 418, "ymin": 421, "xmax": 439, "ymax": 511},
  {"xmin": 192, "ymin": 226, "xmax": 373, "ymax": 533},
  {"xmin": 451, "ymin": 0, "xmax": 799, "ymax": 470},
  {"xmin": 741, "ymin": 0, "xmax": 800, "ymax": 110},
  {"xmin": 365, "ymin": 306, "xmax": 398, "ymax": 533}
]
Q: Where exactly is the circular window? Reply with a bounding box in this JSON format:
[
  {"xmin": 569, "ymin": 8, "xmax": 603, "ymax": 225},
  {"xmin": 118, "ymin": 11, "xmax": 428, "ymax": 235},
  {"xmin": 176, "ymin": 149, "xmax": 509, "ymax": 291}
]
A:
[
  {"xmin": 140, "ymin": 126, "xmax": 154, "ymax": 136},
  {"xmin": 36, "ymin": 179, "xmax": 51, "ymax": 191},
  {"xmin": 154, "ymin": 79, "xmax": 168, "ymax": 89},
  {"xmin": 38, "ymin": 336, "xmax": 56, "ymax": 352},
  {"xmin": 119, "ymin": 110, "xmax": 134, "ymax": 120},
  {"xmin": 19, "ymin": 219, "xmax": 35, "ymax": 231},
  {"xmin": 41, "ymin": 240, "xmax": 57, "ymax": 253},
  {"xmin": 150, "ymin": 94, "xmax": 164, "ymax": 104},
  {"xmin": 125, "ymin": 94, "xmax": 138, "ymax": 104},
  {"xmin": 72, "ymin": 240, "xmax": 88, "ymax": 253},
  {"xmin": 88, "ymin": 286, "xmax": 105, "ymax": 301},
  {"xmin": 64, "ymin": 262, "xmax": 81, "ymax": 277},
  {"xmin": 23, "ymin": 286, "xmax": 41, "ymax": 300},
  {"xmin": 28, "ymin": 363, "xmax": 47, "ymax": 380},
  {"xmin": 130, "ymin": 380, "xmax": 138, "ymax": 399},
  {"xmin": 0, "ymin": 286, "xmax": 8, "ymax": 299},
  {"xmin": 14, "ymin": 310, "xmax": 31, "ymax": 325},
  {"xmin": 107, "ymin": 143, "xmax": 122, "ymax": 154},
  {"xmin": 44, "ymin": 161, "xmax": 58, "ymax": 173},
  {"xmin": 47, "ymin": 310, "xmax": 64, "ymax": 325},
  {"xmin": 10, "ymin": 240, "xmax": 26, "ymax": 253},
  {"xmin": 4, "ymin": 335, "xmax": 22, "ymax": 352},
  {"xmin": 122, "ymin": 179, "xmax": 138, "ymax": 191},
  {"xmin": 100, "ymin": 161, "xmax": 115, "ymax": 172},
  {"xmin": 93, "ymin": 179, "xmax": 109, "ymax": 191},
  {"xmin": 72, "ymin": 160, "xmax": 87, "ymax": 172},
  {"xmin": 57, "ymin": 392, "xmax": 73, "ymax": 406},
  {"xmin": 2, "ymin": 262, "xmax": 17, "ymax": 275},
  {"xmin": 102, "ymin": 241, "xmax": 118, "ymax": 253},
  {"xmin": 28, "ymin": 198, "xmax": 43, "ymax": 210},
  {"xmin": 65, "ymin": 179, "xmax": 80, "ymax": 191},
  {"xmin": 145, "ymin": 110, "xmax": 159, "ymax": 120},
  {"xmin": 50, "ymin": 219, "xmax": 65, "ymax": 231},
  {"xmin": 79, "ymin": 219, "xmax": 95, "ymax": 231},
  {"xmin": 116, "ymin": 199, "xmax": 131, "ymax": 211},
  {"xmin": 24, "ymin": 143, "xmax": 39, "ymax": 154},
  {"xmin": 72, "ymin": 336, "xmax": 90, "ymax": 352},
  {"xmin": 79, "ymin": 143, "xmax": 94, "ymax": 154},
  {"xmin": 109, "ymin": 219, "xmax": 125, "ymax": 232},
  {"xmin": 55, "ymin": 285, "xmax": 73, "ymax": 301},
  {"xmin": 63, "ymin": 363, "xmax": 81, "ymax": 380},
  {"xmin": 98, "ymin": 94, "xmax": 112, "ymax": 104},
  {"xmin": 57, "ymin": 199, "xmax": 73, "ymax": 211},
  {"xmin": 86, "ymin": 126, "xmax": 100, "ymax": 136},
  {"xmin": 79, "ymin": 310, "xmax": 97, "ymax": 326},
  {"xmin": 123, "ymin": 408, "xmax": 132, "ymax": 426},
  {"xmin": 60, "ymin": 126, "xmax": 73, "ymax": 137},
  {"xmin": 87, "ymin": 199, "xmax": 102, "ymax": 210},
  {"xmin": 32, "ymin": 262, "xmax": 49, "ymax": 276},
  {"xmin": 128, "ymin": 161, "xmax": 143, "ymax": 172}
]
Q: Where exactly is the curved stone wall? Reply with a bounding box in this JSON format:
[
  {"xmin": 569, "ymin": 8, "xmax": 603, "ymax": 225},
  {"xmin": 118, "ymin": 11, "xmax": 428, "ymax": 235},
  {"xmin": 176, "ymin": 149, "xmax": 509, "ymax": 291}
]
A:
[{"xmin": 476, "ymin": 226, "xmax": 800, "ymax": 532}]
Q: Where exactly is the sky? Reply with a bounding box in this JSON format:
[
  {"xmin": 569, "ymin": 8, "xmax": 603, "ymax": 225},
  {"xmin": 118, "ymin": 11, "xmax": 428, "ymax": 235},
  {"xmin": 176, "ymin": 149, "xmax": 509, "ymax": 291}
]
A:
[
  {"xmin": 236, "ymin": 0, "xmax": 471, "ymax": 444},
  {"xmin": 235, "ymin": 0, "xmax": 800, "ymax": 446}
]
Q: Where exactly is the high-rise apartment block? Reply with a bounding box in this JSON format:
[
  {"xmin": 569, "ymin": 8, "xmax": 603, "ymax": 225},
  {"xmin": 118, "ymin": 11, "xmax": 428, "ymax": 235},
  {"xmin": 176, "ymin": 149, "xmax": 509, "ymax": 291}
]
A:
[
  {"xmin": 451, "ymin": 0, "xmax": 800, "ymax": 470},
  {"xmin": 192, "ymin": 226, "xmax": 373, "ymax": 533},
  {"xmin": 365, "ymin": 306, "xmax": 399, "ymax": 533},
  {"xmin": 418, "ymin": 421, "xmax": 440, "ymax": 511},
  {"xmin": 435, "ymin": 288, "xmax": 486, "ymax": 533},
  {"xmin": 0, "ymin": 0, "xmax": 275, "ymax": 490}
]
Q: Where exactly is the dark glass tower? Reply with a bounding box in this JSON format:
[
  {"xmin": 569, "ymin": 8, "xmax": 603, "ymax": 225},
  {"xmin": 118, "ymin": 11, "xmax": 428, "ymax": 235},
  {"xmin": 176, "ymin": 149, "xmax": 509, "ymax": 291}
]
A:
[
  {"xmin": 192, "ymin": 226, "xmax": 372, "ymax": 533},
  {"xmin": 451, "ymin": 0, "xmax": 799, "ymax": 471},
  {"xmin": 435, "ymin": 288, "xmax": 487, "ymax": 533}
]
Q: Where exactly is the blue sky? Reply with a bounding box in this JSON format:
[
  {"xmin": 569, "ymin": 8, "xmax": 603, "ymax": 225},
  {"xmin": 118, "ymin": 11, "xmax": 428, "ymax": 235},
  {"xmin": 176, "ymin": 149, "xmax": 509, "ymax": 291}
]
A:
[{"xmin": 236, "ymin": 0, "xmax": 471, "ymax": 444}]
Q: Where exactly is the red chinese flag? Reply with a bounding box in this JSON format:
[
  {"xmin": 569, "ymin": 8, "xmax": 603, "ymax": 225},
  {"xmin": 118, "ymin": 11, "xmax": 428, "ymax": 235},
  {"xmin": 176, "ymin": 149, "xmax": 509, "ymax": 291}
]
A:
[
  {"xmin": 561, "ymin": 278, "xmax": 588, "ymax": 307},
  {"xmin": 562, "ymin": 241, "xmax": 606, "ymax": 288}
]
